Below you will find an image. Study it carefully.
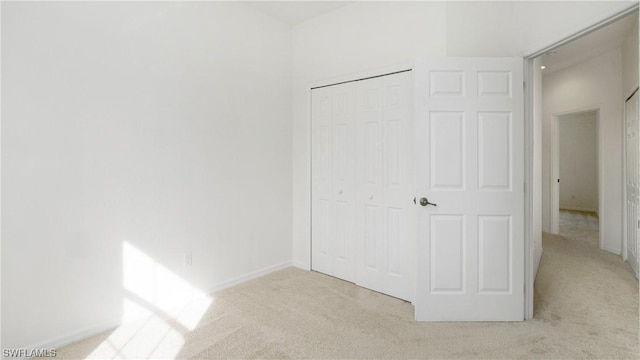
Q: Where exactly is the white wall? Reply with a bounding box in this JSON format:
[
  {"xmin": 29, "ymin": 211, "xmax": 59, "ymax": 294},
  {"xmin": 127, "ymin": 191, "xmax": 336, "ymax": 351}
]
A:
[
  {"xmin": 558, "ymin": 111, "xmax": 599, "ymax": 212},
  {"xmin": 542, "ymin": 49, "xmax": 623, "ymax": 253},
  {"xmin": 2, "ymin": 2, "xmax": 292, "ymax": 349},
  {"xmin": 622, "ymin": 16, "xmax": 639, "ymax": 98},
  {"xmin": 292, "ymin": 1, "xmax": 636, "ymax": 269}
]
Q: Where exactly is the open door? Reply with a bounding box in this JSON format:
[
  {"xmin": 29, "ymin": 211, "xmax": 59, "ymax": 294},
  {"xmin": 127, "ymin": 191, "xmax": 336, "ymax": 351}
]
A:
[{"xmin": 414, "ymin": 58, "xmax": 524, "ymax": 321}]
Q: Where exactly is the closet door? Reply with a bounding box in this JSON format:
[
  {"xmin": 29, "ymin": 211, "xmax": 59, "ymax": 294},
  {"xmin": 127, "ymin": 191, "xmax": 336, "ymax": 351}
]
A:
[
  {"xmin": 311, "ymin": 72, "xmax": 414, "ymax": 301},
  {"xmin": 331, "ymin": 83, "xmax": 357, "ymax": 282},
  {"xmin": 311, "ymin": 86, "xmax": 333, "ymax": 275},
  {"xmin": 311, "ymin": 83, "xmax": 357, "ymax": 282},
  {"xmin": 380, "ymin": 72, "xmax": 414, "ymax": 301},
  {"xmin": 356, "ymin": 72, "xmax": 415, "ymax": 302},
  {"xmin": 356, "ymin": 77, "xmax": 385, "ymax": 291}
]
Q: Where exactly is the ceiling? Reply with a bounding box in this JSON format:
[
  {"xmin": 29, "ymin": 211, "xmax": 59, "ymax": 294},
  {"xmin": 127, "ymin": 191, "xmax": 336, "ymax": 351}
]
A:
[
  {"xmin": 540, "ymin": 12, "xmax": 638, "ymax": 74},
  {"xmin": 245, "ymin": 1, "xmax": 352, "ymax": 25},
  {"xmin": 244, "ymin": 2, "xmax": 637, "ymax": 72}
]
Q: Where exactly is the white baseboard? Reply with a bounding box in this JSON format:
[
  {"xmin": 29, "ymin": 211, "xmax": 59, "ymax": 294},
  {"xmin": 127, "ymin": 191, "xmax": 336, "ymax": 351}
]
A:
[
  {"xmin": 559, "ymin": 206, "xmax": 598, "ymax": 213},
  {"xmin": 534, "ymin": 248, "xmax": 544, "ymax": 281},
  {"xmin": 602, "ymin": 245, "xmax": 621, "ymax": 255},
  {"xmin": 292, "ymin": 260, "xmax": 310, "ymax": 270},
  {"xmin": 205, "ymin": 261, "xmax": 292, "ymax": 294},
  {"xmin": 24, "ymin": 261, "xmax": 292, "ymax": 352},
  {"xmin": 24, "ymin": 320, "xmax": 121, "ymax": 356}
]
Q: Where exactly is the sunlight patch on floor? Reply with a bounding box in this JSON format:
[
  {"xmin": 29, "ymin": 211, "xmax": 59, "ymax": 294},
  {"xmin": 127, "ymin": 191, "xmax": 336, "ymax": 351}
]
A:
[{"xmin": 85, "ymin": 241, "xmax": 213, "ymax": 359}]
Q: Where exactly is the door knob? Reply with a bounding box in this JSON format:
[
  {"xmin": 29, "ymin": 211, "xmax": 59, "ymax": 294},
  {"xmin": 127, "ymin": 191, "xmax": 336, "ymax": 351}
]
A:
[{"xmin": 419, "ymin": 197, "xmax": 437, "ymax": 207}]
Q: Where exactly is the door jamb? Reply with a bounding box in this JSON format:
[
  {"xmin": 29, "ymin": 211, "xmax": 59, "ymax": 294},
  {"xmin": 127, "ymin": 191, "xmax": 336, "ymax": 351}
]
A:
[
  {"xmin": 523, "ymin": 57, "xmax": 534, "ymax": 320},
  {"xmin": 623, "ymin": 87, "xmax": 640, "ymax": 267},
  {"xmin": 523, "ymin": 3, "xmax": 639, "ymax": 320}
]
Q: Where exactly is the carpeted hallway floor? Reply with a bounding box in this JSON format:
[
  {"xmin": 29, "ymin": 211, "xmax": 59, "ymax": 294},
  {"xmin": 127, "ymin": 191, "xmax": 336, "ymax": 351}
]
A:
[{"xmin": 52, "ymin": 211, "xmax": 638, "ymax": 359}]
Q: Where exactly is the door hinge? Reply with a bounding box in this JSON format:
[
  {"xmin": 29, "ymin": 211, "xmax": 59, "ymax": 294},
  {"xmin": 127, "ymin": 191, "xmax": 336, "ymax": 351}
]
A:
[
  {"xmin": 524, "ymin": 182, "xmax": 526, "ymax": 193},
  {"xmin": 637, "ymin": 219, "xmax": 639, "ymax": 229}
]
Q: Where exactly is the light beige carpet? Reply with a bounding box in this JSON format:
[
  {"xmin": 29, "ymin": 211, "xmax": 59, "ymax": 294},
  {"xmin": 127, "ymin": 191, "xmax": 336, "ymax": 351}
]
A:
[{"xmin": 52, "ymin": 218, "xmax": 638, "ymax": 359}]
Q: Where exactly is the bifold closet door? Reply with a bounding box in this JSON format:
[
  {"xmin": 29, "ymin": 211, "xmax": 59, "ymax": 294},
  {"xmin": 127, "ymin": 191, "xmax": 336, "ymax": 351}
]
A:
[
  {"xmin": 311, "ymin": 82, "xmax": 357, "ymax": 283},
  {"xmin": 356, "ymin": 72, "xmax": 414, "ymax": 302},
  {"xmin": 311, "ymin": 72, "xmax": 414, "ymax": 302}
]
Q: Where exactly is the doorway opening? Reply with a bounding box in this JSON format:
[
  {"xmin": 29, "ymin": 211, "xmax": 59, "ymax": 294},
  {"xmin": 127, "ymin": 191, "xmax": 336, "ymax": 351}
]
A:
[
  {"xmin": 524, "ymin": 5, "xmax": 639, "ymax": 319},
  {"xmin": 554, "ymin": 109, "xmax": 601, "ymax": 248},
  {"xmin": 553, "ymin": 109, "xmax": 600, "ymax": 242}
]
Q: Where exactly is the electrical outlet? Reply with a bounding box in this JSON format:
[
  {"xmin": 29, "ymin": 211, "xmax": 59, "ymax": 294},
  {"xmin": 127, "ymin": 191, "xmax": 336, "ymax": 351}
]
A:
[{"xmin": 184, "ymin": 252, "xmax": 192, "ymax": 266}]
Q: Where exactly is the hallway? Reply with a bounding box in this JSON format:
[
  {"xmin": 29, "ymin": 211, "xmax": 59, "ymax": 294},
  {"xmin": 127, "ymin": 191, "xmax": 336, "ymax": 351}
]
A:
[{"xmin": 535, "ymin": 210, "xmax": 638, "ymax": 357}]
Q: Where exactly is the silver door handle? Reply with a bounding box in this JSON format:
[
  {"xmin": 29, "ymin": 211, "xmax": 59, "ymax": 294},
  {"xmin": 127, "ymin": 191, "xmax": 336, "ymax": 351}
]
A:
[{"xmin": 419, "ymin": 197, "xmax": 437, "ymax": 207}]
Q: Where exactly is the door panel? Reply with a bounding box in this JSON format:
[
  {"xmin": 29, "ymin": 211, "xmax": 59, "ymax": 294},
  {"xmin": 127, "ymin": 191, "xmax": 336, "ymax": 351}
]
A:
[
  {"xmin": 478, "ymin": 215, "xmax": 511, "ymax": 293},
  {"xmin": 332, "ymin": 83, "xmax": 357, "ymax": 282},
  {"xmin": 415, "ymin": 58, "xmax": 524, "ymax": 321},
  {"xmin": 311, "ymin": 87, "xmax": 333, "ymax": 275},
  {"xmin": 362, "ymin": 205, "xmax": 377, "ymax": 269},
  {"xmin": 625, "ymin": 90, "xmax": 639, "ymax": 277},
  {"xmin": 380, "ymin": 72, "xmax": 414, "ymax": 301},
  {"xmin": 430, "ymin": 215, "xmax": 465, "ymax": 293},
  {"xmin": 311, "ymin": 83, "xmax": 357, "ymax": 282},
  {"xmin": 478, "ymin": 112, "xmax": 512, "ymax": 190},
  {"xmin": 356, "ymin": 72, "xmax": 415, "ymax": 302},
  {"xmin": 430, "ymin": 112, "xmax": 465, "ymax": 189},
  {"xmin": 387, "ymin": 207, "xmax": 402, "ymax": 275},
  {"xmin": 357, "ymin": 77, "xmax": 385, "ymax": 289}
]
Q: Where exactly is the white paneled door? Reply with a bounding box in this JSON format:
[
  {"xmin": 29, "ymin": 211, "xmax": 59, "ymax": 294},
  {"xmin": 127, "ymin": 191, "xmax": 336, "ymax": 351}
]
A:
[
  {"xmin": 355, "ymin": 72, "xmax": 415, "ymax": 301},
  {"xmin": 414, "ymin": 58, "xmax": 524, "ymax": 321},
  {"xmin": 311, "ymin": 82, "xmax": 357, "ymax": 283},
  {"xmin": 311, "ymin": 71, "xmax": 414, "ymax": 302},
  {"xmin": 625, "ymin": 89, "xmax": 639, "ymax": 278}
]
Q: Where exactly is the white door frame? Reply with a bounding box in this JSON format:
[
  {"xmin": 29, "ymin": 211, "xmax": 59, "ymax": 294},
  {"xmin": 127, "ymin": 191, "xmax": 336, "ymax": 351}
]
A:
[
  {"xmin": 623, "ymin": 87, "xmax": 639, "ymax": 269},
  {"xmin": 550, "ymin": 108, "xmax": 601, "ymax": 235},
  {"xmin": 522, "ymin": 59, "xmax": 535, "ymax": 320},
  {"xmin": 522, "ymin": 3, "xmax": 639, "ymax": 319}
]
